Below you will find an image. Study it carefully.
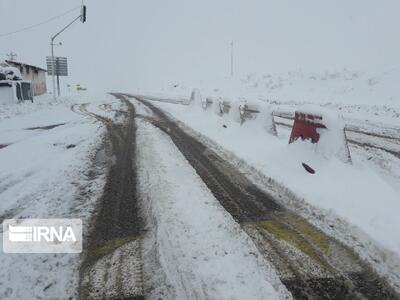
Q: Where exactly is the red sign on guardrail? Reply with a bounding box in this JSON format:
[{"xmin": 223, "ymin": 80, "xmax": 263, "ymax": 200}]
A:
[{"xmin": 289, "ymin": 112, "xmax": 326, "ymax": 144}]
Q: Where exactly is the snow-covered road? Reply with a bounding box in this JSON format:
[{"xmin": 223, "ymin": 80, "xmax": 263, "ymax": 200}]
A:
[{"xmin": 1, "ymin": 93, "xmax": 399, "ymax": 299}]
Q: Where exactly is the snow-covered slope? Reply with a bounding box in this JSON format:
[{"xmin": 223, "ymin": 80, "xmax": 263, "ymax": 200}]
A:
[
  {"xmin": 242, "ymin": 69, "xmax": 400, "ymax": 107},
  {"xmin": 157, "ymin": 68, "xmax": 400, "ymax": 107}
]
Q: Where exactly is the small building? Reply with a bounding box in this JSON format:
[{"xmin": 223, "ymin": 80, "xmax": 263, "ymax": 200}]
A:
[{"xmin": 5, "ymin": 60, "xmax": 47, "ymax": 96}]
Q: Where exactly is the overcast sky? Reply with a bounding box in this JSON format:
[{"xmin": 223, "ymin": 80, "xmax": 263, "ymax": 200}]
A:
[{"xmin": 1, "ymin": 0, "xmax": 399, "ymax": 92}]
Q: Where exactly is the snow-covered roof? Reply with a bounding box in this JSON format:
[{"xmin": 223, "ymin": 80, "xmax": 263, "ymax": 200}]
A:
[
  {"xmin": 5, "ymin": 60, "xmax": 47, "ymax": 72},
  {"xmin": 0, "ymin": 60, "xmax": 9, "ymax": 67},
  {"xmin": 0, "ymin": 65, "xmax": 22, "ymax": 81}
]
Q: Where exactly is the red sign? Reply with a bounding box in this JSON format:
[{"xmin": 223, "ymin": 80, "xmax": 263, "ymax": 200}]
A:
[{"xmin": 289, "ymin": 112, "xmax": 326, "ymax": 144}]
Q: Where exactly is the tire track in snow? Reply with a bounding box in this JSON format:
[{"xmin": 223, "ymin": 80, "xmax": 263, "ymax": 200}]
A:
[
  {"xmin": 135, "ymin": 118, "xmax": 290, "ymax": 300},
  {"xmin": 71, "ymin": 97, "xmax": 144, "ymax": 300}
]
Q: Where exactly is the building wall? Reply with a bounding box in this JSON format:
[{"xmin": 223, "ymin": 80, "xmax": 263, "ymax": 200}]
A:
[
  {"xmin": 8, "ymin": 63, "xmax": 47, "ymax": 96},
  {"xmin": 31, "ymin": 70, "xmax": 47, "ymax": 96}
]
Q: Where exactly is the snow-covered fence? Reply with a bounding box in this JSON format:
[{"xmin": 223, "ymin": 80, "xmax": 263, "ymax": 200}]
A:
[
  {"xmin": 168, "ymin": 88, "xmax": 398, "ymax": 165},
  {"xmin": 202, "ymin": 97, "xmax": 213, "ymax": 109},
  {"xmin": 188, "ymin": 90, "xmax": 277, "ymax": 136},
  {"xmin": 218, "ymin": 99, "xmax": 232, "ymax": 115},
  {"xmin": 238, "ymin": 102, "xmax": 260, "ymax": 124}
]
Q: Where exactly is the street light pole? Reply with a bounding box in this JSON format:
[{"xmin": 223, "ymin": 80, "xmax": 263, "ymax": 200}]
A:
[
  {"xmin": 51, "ymin": 39, "xmax": 56, "ymax": 100},
  {"xmin": 49, "ymin": 4, "xmax": 86, "ymax": 100},
  {"xmin": 50, "ymin": 40, "xmax": 62, "ymax": 100}
]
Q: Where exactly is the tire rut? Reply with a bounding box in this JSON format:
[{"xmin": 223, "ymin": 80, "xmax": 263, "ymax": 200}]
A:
[
  {"xmin": 72, "ymin": 98, "xmax": 144, "ymax": 300},
  {"xmin": 128, "ymin": 94, "xmax": 399, "ymax": 300}
]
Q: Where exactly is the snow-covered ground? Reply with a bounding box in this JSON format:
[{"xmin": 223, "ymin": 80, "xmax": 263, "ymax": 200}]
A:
[
  {"xmin": 1, "ymin": 88, "xmax": 399, "ymax": 297},
  {"xmin": 0, "ymin": 93, "xmax": 109, "ymax": 299},
  {"xmin": 159, "ymin": 69, "xmax": 400, "ymax": 106},
  {"xmin": 149, "ymin": 98, "xmax": 400, "ymax": 285}
]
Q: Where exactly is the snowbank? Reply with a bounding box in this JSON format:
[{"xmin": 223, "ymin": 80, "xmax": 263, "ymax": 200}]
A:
[
  {"xmin": 186, "ymin": 96, "xmax": 277, "ymax": 138},
  {"xmin": 154, "ymin": 100, "xmax": 400, "ymax": 260}
]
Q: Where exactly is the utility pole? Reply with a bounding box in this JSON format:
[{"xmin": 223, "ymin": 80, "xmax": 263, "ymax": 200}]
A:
[
  {"xmin": 230, "ymin": 41, "xmax": 234, "ymax": 77},
  {"xmin": 50, "ymin": 41, "xmax": 56, "ymax": 100},
  {"xmin": 6, "ymin": 51, "xmax": 17, "ymax": 61},
  {"xmin": 56, "ymin": 58, "xmax": 60, "ymax": 96},
  {"xmin": 50, "ymin": 3, "xmax": 86, "ymax": 100}
]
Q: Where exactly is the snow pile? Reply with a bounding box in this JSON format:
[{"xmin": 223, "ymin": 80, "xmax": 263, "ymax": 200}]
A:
[
  {"xmin": 230, "ymin": 99, "xmax": 242, "ymax": 123},
  {"xmin": 317, "ymin": 119, "xmax": 351, "ymax": 164}
]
